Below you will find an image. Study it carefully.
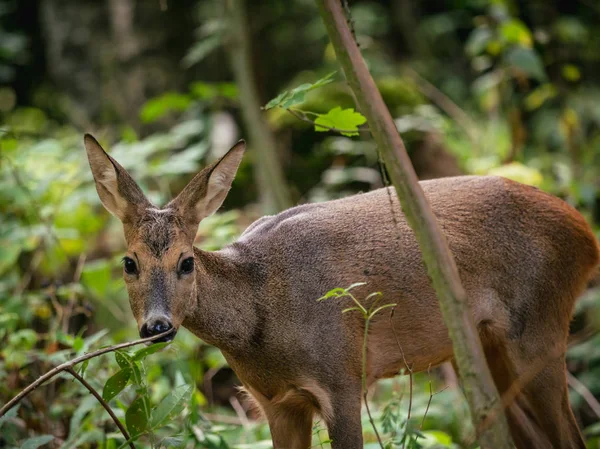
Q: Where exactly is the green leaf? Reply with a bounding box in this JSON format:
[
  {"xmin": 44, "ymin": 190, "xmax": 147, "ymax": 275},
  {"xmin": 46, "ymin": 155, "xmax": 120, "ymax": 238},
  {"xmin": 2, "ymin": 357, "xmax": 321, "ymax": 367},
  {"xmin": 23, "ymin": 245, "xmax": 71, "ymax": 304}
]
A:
[
  {"xmin": 0, "ymin": 404, "xmax": 19, "ymax": 429},
  {"xmin": 69, "ymin": 395, "xmax": 97, "ymax": 436},
  {"xmin": 102, "ymin": 368, "xmax": 132, "ymax": 402},
  {"xmin": 317, "ymin": 287, "xmax": 347, "ymax": 301},
  {"xmin": 342, "ymin": 307, "xmax": 362, "ymax": 314},
  {"xmin": 78, "ymin": 359, "xmax": 89, "ymax": 378},
  {"xmin": 20, "ymin": 435, "xmax": 54, "ymax": 449},
  {"xmin": 126, "ymin": 396, "xmax": 149, "ymax": 437},
  {"xmin": 505, "ymin": 47, "xmax": 547, "ymax": 81},
  {"xmin": 182, "ymin": 35, "xmax": 222, "ymax": 68},
  {"xmin": 72, "ymin": 336, "xmax": 84, "ymax": 353},
  {"xmin": 346, "ymin": 282, "xmax": 367, "ymax": 291},
  {"xmin": 264, "ymin": 72, "xmax": 336, "ymax": 110},
  {"xmin": 314, "ymin": 107, "xmax": 367, "ymax": 136},
  {"xmin": 132, "ymin": 342, "xmax": 169, "ymax": 361},
  {"xmin": 139, "ymin": 93, "xmax": 192, "ymax": 124},
  {"xmin": 115, "ymin": 351, "xmax": 143, "ymax": 387},
  {"xmin": 158, "ymin": 437, "xmax": 185, "ymax": 448},
  {"xmin": 150, "ymin": 384, "xmax": 192, "ymax": 429},
  {"xmin": 465, "ymin": 27, "xmax": 492, "ymax": 56},
  {"xmin": 499, "ymin": 19, "xmax": 532, "ymax": 46}
]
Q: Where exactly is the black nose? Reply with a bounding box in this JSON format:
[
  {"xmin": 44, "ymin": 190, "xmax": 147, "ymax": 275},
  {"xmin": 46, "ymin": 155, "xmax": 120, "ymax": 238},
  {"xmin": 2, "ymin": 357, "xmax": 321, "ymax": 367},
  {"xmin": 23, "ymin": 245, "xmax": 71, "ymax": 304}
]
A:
[{"xmin": 140, "ymin": 318, "xmax": 175, "ymax": 342}]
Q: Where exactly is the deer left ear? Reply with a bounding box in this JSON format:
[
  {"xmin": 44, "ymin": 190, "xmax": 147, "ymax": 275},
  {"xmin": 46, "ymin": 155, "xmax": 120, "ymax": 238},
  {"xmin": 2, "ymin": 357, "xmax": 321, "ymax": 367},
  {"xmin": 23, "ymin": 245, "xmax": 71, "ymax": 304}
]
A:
[
  {"xmin": 169, "ymin": 140, "xmax": 245, "ymax": 225},
  {"xmin": 84, "ymin": 134, "xmax": 152, "ymax": 222}
]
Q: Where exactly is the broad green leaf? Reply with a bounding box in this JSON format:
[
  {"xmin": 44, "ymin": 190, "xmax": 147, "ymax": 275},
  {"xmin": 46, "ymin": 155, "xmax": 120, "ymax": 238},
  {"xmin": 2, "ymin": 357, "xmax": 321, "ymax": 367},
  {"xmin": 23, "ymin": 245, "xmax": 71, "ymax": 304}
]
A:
[
  {"xmin": 115, "ymin": 351, "xmax": 143, "ymax": 387},
  {"xmin": 487, "ymin": 162, "xmax": 543, "ymax": 187},
  {"xmin": 132, "ymin": 342, "xmax": 169, "ymax": 361},
  {"xmin": 505, "ymin": 47, "xmax": 547, "ymax": 81},
  {"xmin": 139, "ymin": 93, "xmax": 192, "ymax": 124},
  {"xmin": 81, "ymin": 260, "xmax": 112, "ymax": 297},
  {"xmin": 102, "ymin": 368, "xmax": 132, "ymax": 402},
  {"xmin": 150, "ymin": 384, "xmax": 192, "ymax": 429},
  {"xmin": 500, "ymin": 19, "xmax": 532, "ymax": 47},
  {"xmin": 314, "ymin": 107, "xmax": 367, "ymax": 136},
  {"xmin": 264, "ymin": 72, "xmax": 336, "ymax": 110},
  {"xmin": 126, "ymin": 396, "xmax": 149, "ymax": 437},
  {"xmin": 72, "ymin": 336, "xmax": 84, "ymax": 353},
  {"xmin": 20, "ymin": 435, "xmax": 54, "ymax": 449}
]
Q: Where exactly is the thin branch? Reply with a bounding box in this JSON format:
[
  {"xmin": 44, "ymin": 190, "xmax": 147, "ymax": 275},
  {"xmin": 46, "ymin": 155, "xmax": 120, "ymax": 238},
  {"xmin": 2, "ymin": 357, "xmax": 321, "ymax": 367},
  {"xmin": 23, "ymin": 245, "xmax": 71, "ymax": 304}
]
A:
[
  {"xmin": 404, "ymin": 67, "xmax": 480, "ymax": 147},
  {"xmin": 0, "ymin": 328, "xmax": 174, "ymax": 417},
  {"xmin": 567, "ymin": 371, "xmax": 600, "ymax": 419},
  {"xmin": 389, "ymin": 307, "xmax": 413, "ymax": 449},
  {"xmin": 67, "ymin": 367, "xmax": 135, "ymax": 449},
  {"xmin": 362, "ymin": 318, "xmax": 385, "ymax": 449},
  {"xmin": 229, "ymin": 395, "xmax": 251, "ymax": 430}
]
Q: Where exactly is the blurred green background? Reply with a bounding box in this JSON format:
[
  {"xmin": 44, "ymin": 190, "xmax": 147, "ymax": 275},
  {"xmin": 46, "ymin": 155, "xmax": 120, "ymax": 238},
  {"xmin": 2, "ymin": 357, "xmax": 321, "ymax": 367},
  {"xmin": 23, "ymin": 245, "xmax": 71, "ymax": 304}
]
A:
[{"xmin": 1, "ymin": 0, "xmax": 600, "ymax": 447}]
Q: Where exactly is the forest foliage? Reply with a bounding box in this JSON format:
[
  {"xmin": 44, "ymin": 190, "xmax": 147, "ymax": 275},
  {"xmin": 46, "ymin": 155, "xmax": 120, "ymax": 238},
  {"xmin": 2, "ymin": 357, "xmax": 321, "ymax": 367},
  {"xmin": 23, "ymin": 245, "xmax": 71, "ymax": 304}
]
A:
[{"xmin": 1, "ymin": 0, "xmax": 600, "ymax": 448}]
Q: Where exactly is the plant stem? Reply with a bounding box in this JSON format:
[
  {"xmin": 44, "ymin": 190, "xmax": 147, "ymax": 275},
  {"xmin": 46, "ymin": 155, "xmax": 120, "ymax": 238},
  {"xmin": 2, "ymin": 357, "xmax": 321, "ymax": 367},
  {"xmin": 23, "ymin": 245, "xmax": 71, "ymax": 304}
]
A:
[
  {"xmin": 226, "ymin": 0, "xmax": 293, "ymax": 214},
  {"xmin": 0, "ymin": 329, "xmax": 173, "ymax": 418},
  {"xmin": 67, "ymin": 367, "xmax": 136, "ymax": 449},
  {"xmin": 314, "ymin": 1, "xmax": 513, "ymax": 447},
  {"xmin": 362, "ymin": 318, "xmax": 384, "ymax": 448}
]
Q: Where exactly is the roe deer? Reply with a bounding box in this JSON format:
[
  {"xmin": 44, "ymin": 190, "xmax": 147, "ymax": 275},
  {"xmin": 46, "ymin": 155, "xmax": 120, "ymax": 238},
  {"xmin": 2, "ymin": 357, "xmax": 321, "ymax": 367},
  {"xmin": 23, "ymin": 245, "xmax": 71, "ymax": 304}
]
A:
[{"xmin": 84, "ymin": 133, "xmax": 598, "ymax": 449}]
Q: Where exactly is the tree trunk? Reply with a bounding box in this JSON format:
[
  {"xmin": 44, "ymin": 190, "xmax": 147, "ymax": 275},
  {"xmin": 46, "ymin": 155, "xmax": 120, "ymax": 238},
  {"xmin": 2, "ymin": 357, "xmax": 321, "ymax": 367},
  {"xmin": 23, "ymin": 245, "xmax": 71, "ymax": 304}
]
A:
[
  {"xmin": 225, "ymin": 0, "xmax": 294, "ymax": 214},
  {"xmin": 314, "ymin": 1, "xmax": 513, "ymax": 448},
  {"xmin": 39, "ymin": 0, "xmax": 195, "ymax": 133}
]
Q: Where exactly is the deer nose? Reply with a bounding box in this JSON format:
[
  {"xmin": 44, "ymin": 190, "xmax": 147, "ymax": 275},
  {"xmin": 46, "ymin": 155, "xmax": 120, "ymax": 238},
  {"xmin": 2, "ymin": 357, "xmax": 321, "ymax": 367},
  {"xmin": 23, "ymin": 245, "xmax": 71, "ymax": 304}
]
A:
[{"xmin": 140, "ymin": 317, "xmax": 175, "ymax": 342}]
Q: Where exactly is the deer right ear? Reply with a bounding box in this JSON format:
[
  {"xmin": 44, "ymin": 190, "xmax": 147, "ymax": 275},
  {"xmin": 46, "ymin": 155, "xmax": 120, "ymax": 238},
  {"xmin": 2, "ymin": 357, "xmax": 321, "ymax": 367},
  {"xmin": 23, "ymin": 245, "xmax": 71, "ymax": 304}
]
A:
[
  {"xmin": 84, "ymin": 134, "xmax": 151, "ymax": 222},
  {"xmin": 169, "ymin": 140, "xmax": 245, "ymax": 226}
]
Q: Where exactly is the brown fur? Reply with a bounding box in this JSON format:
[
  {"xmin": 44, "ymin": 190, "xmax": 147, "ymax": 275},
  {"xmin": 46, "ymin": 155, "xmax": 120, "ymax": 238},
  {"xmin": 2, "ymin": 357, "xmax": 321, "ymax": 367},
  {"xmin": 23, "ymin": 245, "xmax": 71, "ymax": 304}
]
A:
[{"xmin": 85, "ymin": 135, "xmax": 599, "ymax": 449}]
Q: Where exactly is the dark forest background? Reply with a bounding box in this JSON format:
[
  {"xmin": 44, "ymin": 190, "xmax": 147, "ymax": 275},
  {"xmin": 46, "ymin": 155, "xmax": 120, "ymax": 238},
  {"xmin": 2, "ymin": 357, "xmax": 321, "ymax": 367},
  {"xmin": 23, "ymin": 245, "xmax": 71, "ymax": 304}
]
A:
[{"xmin": 1, "ymin": 0, "xmax": 600, "ymax": 448}]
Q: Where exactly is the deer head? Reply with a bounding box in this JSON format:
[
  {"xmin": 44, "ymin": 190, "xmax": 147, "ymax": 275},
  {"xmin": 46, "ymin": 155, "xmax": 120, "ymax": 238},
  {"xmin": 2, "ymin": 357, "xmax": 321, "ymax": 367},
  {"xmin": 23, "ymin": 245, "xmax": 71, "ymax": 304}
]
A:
[{"xmin": 84, "ymin": 134, "xmax": 245, "ymax": 342}]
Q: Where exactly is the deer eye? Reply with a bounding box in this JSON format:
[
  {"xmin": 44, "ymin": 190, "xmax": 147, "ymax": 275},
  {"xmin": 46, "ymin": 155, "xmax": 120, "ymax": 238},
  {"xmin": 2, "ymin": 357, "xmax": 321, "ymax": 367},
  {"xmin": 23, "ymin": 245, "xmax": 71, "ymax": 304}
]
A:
[
  {"xmin": 180, "ymin": 257, "xmax": 194, "ymax": 275},
  {"xmin": 123, "ymin": 257, "xmax": 138, "ymax": 275}
]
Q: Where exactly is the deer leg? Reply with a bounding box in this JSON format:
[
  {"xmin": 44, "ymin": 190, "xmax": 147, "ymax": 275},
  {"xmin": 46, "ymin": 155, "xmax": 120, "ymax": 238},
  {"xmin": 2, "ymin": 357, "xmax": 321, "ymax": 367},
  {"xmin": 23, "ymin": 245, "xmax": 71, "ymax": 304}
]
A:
[
  {"xmin": 325, "ymin": 385, "xmax": 363, "ymax": 449},
  {"xmin": 484, "ymin": 338, "xmax": 585, "ymax": 449},
  {"xmin": 513, "ymin": 357, "xmax": 585, "ymax": 449},
  {"xmin": 265, "ymin": 400, "xmax": 314, "ymax": 449}
]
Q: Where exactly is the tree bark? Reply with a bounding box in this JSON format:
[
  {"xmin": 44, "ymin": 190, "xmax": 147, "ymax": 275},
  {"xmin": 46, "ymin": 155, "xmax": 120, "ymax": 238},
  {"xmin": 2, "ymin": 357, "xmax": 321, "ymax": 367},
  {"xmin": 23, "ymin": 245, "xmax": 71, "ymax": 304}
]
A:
[
  {"xmin": 226, "ymin": 0, "xmax": 294, "ymax": 214},
  {"xmin": 315, "ymin": 1, "xmax": 513, "ymax": 448}
]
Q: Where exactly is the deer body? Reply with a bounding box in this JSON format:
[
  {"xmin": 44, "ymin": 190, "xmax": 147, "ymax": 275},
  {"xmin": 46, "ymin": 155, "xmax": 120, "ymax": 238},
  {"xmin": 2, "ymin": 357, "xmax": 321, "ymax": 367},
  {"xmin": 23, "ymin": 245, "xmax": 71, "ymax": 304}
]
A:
[{"xmin": 85, "ymin": 135, "xmax": 598, "ymax": 449}]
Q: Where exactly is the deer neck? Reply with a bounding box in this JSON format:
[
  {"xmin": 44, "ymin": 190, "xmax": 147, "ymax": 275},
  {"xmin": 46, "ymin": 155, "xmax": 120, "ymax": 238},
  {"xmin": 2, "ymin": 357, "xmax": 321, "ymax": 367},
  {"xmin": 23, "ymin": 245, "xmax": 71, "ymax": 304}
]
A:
[{"xmin": 182, "ymin": 244, "xmax": 264, "ymax": 356}]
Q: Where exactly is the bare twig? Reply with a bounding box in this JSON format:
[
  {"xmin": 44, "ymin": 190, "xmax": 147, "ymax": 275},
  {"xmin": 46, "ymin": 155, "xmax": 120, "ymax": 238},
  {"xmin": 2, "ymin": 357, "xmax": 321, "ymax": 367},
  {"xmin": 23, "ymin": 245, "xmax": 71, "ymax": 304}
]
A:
[
  {"xmin": 229, "ymin": 395, "xmax": 251, "ymax": 430},
  {"xmin": 13, "ymin": 247, "xmax": 44, "ymax": 296},
  {"xmin": 67, "ymin": 367, "xmax": 135, "ymax": 449},
  {"xmin": 62, "ymin": 253, "xmax": 87, "ymax": 333},
  {"xmin": 363, "ymin": 390, "xmax": 384, "ymax": 449},
  {"xmin": 567, "ymin": 371, "xmax": 600, "ymax": 419},
  {"xmin": 389, "ymin": 307, "xmax": 414, "ymax": 449},
  {"xmin": 404, "ymin": 67, "xmax": 480, "ymax": 147},
  {"xmin": 362, "ymin": 318, "xmax": 385, "ymax": 449},
  {"xmin": 419, "ymin": 367, "xmax": 448, "ymax": 433},
  {"xmin": 0, "ymin": 328, "xmax": 174, "ymax": 418}
]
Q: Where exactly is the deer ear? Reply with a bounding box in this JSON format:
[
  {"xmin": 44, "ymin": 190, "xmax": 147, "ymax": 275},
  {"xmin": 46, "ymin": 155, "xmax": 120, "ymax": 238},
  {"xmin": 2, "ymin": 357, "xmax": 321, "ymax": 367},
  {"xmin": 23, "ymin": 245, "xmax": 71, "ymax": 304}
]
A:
[
  {"xmin": 84, "ymin": 134, "xmax": 151, "ymax": 222},
  {"xmin": 169, "ymin": 140, "xmax": 245, "ymax": 225}
]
